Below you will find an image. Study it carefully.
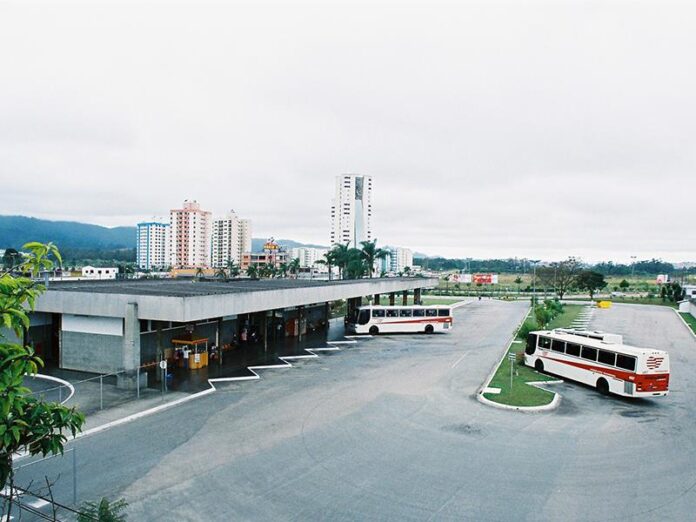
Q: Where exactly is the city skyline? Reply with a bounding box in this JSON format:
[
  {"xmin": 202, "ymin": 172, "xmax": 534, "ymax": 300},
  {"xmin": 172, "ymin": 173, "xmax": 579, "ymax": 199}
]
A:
[{"xmin": 1, "ymin": 2, "xmax": 695, "ymax": 263}]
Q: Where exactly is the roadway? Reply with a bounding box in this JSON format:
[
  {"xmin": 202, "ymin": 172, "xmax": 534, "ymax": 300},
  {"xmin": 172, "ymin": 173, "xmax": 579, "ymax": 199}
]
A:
[{"xmin": 12, "ymin": 301, "xmax": 696, "ymax": 521}]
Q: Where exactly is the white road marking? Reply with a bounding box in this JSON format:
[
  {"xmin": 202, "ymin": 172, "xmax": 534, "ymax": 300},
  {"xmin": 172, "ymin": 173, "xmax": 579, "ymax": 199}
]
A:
[
  {"xmin": 451, "ymin": 353, "xmax": 468, "ymax": 369},
  {"xmin": 27, "ymin": 499, "xmax": 50, "ymax": 509}
]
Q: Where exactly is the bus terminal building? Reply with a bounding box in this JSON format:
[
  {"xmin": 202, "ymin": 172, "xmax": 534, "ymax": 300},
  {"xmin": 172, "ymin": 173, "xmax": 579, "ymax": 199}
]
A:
[{"xmin": 24, "ymin": 277, "xmax": 437, "ymax": 386}]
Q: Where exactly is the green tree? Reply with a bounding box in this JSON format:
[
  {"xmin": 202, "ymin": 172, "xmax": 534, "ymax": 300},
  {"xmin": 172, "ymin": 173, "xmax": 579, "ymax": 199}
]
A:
[
  {"xmin": 575, "ymin": 270, "xmax": 607, "ymax": 299},
  {"xmin": 534, "ymin": 304, "xmax": 553, "ymax": 329},
  {"xmin": 619, "ymin": 279, "xmax": 630, "ymax": 291},
  {"xmin": 344, "ymin": 248, "xmax": 366, "ymax": 279},
  {"xmin": 1, "ymin": 249, "xmax": 21, "ymax": 271},
  {"xmin": 1, "ymin": 243, "xmax": 85, "ymax": 498},
  {"xmin": 226, "ymin": 260, "xmax": 241, "ymax": 278},
  {"xmin": 359, "ymin": 240, "xmax": 389, "ymax": 279},
  {"xmin": 536, "ymin": 257, "xmax": 581, "ymax": 300},
  {"xmin": 77, "ymin": 497, "xmax": 128, "ymax": 522},
  {"xmin": 514, "ymin": 276, "xmax": 523, "ymax": 294},
  {"xmin": 277, "ymin": 262, "xmax": 289, "ymax": 278},
  {"xmin": 288, "ymin": 257, "xmax": 301, "ymax": 278},
  {"xmin": 329, "ymin": 243, "xmax": 350, "ymax": 280},
  {"xmin": 246, "ymin": 265, "xmax": 258, "ymax": 279}
]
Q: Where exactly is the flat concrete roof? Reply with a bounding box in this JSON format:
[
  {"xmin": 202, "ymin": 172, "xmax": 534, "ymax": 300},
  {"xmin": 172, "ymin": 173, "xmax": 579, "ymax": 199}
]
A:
[{"xmin": 35, "ymin": 277, "xmax": 438, "ymax": 322}]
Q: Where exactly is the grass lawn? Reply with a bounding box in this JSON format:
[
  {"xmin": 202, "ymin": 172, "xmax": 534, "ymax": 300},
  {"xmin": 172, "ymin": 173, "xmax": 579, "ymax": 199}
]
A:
[
  {"xmin": 483, "ymin": 304, "xmax": 585, "ymax": 407},
  {"xmin": 564, "ymin": 296, "xmax": 678, "ymax": 308},
  {"xmin": 679, "ymin": 312, "xmax": 696, "ymax": 336}
]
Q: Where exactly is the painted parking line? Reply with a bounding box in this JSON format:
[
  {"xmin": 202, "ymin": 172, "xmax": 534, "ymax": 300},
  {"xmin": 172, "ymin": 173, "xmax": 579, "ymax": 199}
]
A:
[
  {"xmin": 327, "ymin": 340, "xmax": 357, "ymax": 345},
  {"xmin": 451, "ymin": 353, "xmax": 469, "ymax": 369}
]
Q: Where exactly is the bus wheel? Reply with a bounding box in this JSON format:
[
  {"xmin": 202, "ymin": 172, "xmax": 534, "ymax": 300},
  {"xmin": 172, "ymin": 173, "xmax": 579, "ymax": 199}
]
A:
[
  {"xmin": 425, "ymin": 325, "xmax": 434, "ymax": 334},
  {"xmin": 596, "ymin": 378, "xmax": 609, "ymax": 395},
  {"xmin": 534, "ymin": 360, "xmax": 544, "ymax": 372},
  {"xmin": 369, "ymin": 326, "xmax": 379, "ymax": 335}
]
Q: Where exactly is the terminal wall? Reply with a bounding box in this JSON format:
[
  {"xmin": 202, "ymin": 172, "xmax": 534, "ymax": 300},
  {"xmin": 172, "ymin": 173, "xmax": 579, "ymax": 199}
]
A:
[{"xmin": 61, "ymin": 331, "xmax": 123, "ymax": 373}]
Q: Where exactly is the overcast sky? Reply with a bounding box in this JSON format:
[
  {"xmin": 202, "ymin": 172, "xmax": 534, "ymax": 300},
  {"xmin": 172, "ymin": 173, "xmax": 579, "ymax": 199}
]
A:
[{"xmin": 1, "ymin": 0, "xmax": 694, "ymax": 262}]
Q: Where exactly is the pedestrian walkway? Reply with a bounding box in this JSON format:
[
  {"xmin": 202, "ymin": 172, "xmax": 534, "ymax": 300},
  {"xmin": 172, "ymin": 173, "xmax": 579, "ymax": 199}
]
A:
[{"xmin": 569, "ymin": 305, "xmax": 594, "ymax": 329}]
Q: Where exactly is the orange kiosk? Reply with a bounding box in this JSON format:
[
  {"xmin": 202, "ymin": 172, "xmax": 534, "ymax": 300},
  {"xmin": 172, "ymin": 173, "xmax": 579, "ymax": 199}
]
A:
[{"xmin": 172, "ymin": 338, "xmax": 209, "ymax": 370}]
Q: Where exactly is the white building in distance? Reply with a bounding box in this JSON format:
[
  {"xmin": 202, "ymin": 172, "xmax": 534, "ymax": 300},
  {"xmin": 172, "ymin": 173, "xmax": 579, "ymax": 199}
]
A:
[
  {"xmin": 168, "ymin": 200, "xmax": 212, "ymax": 268},
  {"xmin": 290, "ymin": 247, "xmax": 329, "ymax": 270},
  {"xmin": 81, "ymin": 266, "xmax": 118, "ymax": 279},
  {"xmin": 377, "ymin": 247, "xmax": 414, "ymax": 275},
  {"xmin": 211, "ymin": 210, "xmax": 252, "ymax": 268},
  {"xmin": 330, "ymin": 174, "xmax": 372, "ymax": 247},
  {"xmin": 136, "ymin": 221, "xmax": 170, "ymax": 270}
]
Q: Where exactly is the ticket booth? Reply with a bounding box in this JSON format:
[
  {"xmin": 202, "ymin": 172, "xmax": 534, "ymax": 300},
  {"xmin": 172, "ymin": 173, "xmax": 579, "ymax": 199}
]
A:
[{"xmin": 172, "ymin": 338, "xmax": 209, "ymax": 370}]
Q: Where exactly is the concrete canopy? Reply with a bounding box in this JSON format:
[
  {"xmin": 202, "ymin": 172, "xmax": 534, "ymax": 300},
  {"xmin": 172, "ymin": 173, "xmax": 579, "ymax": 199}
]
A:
[{"xmin": 34, "ymin": 278, "xmax": 438, "ymax": 322}]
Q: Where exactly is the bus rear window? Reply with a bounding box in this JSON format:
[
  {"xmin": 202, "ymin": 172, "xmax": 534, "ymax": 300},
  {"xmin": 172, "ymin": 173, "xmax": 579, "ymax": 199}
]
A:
[
  {"xmin": 437, "ymin": 309, "xmax": 450, "ymax": 317},
  {"xmin": 566, "ymin": 343, "xmax": 581, "ymax": 357},
  {"xmin": 581, "ymin": 346, "xmax": 597, "ymax": 361},
  {"xmin": 616, "ymin": 354, "xmax": 636, "ymax": 371}
]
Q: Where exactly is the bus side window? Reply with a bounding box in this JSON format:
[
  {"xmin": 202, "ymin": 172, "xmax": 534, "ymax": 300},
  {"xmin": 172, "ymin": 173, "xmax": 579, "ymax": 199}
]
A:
[
  {"xmin": 372, "ymin": 309, "xmax": 385, "ymax": 318},
  {"xmin": 539, "ymin": 337, "xmax": 551, "ymax": 350},
  {"xmin": 551, "ymin": 340, "xmax": 565, "ymax": 353},
  {"xmin": 386, "ymin": 309, "xmax": 399, "ymax": 318},
  {"xmin": 566, "ymin": 343, "xmax": 581, "ymax": 357},
  {"xmin": 526, "ymin": 333, "xmax": 538, "ymax": 355},
  {"xmin": 413, "ymin": 309, "xmax": 425, "ymax": 317},
  {"xmin": 598, "ymin": 350, "xmax": 616, "ymax": 366},
  {"xmin": 437, "ymin": 309, "xmax": 450, "ymax": 317},
  {"xmin": 426, "ymin": 309, "xmax": 438, "ymax": 317},
  {"xmin": 616, "ymin": 354, "xmax": 636, "ymax": 371},
  {"xmin": 581, "ymin": 346, "xmax": 597, "ymax": 361},
  {"xmin": 399, "ymin": 309, "xmax": 412, "ymax": 317}
]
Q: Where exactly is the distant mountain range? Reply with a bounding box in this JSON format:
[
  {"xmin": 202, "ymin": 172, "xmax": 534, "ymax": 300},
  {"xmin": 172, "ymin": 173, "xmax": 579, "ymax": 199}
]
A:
[{"xmin": 0, "ymin": 215, "xmax": 328, "ymax": 254}]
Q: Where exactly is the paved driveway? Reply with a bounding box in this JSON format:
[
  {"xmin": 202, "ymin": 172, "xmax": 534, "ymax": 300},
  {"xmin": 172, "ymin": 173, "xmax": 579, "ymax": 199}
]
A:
[{"xmin": 13, "ymin": 301, "xmax": 696, "ymax": 521}]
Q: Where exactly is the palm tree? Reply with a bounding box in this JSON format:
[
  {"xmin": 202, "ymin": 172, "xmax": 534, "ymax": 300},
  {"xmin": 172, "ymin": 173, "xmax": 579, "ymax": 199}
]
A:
[
  {"xmin": 403, "ymin": 266, "xmax": 411, "ymax": 276},
  {"xmin": 226, "ymin": 260, "xmax": 241, "ymax": 278},
  {"xmin": 214, "ymin": 267, "xmax": 227, "ymax": 280},
  {"xmin": 344, "ymin": 248, "xmax": 366, "ymax": 279},
  {"xmin": 77, "ymin": 497, "xmax": 128, "ymax": 522},
  {"xmin": 330, "ymin": 243, "xmax": 350, "ymax": 280},
  {"xmin": 315, "ymin": 251, "xmax": 335, "ymax": 280},
  {"xmin": 288, "ymin": 257, "xmax": 301, "ymax": 278},
  {"xmin": 359, "ymin": 239, "xmax": 390, "ymax": 278},
  {"xmin": 277, "ymin": 262, "xmax": 289, "ymax": 278},
  {"xmin": 246, "ymin": 265, "xmax": 258, "ymax": 279}
]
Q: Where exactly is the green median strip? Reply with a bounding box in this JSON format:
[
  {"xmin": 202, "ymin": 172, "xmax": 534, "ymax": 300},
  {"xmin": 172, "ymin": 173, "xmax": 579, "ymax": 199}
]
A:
[
  {"xmin": 483, "ymin": 304, "xmax": 585, "ymax": 407},
  {"xmin": 679, "ymin": 312, "xmax": 696, "ymax": 336}
]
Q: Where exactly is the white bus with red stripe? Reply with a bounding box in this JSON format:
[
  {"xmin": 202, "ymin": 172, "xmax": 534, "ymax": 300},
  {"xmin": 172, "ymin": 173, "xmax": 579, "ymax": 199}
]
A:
[
  {"xmin": 524, "ymin": 329, "xmax": 669, "ymax": 397},
  {"xmin": 348, "ymin": 305, "xmax": 453, "ymax": 335}
]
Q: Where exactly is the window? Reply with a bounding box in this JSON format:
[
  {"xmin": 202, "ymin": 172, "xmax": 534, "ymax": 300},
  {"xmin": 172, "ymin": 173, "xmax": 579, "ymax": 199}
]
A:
[
  {"xmin": 581, "ymin": 346, "xmax": 597, "ymax": 361},
  {"xmin": 598, "ymin": 350, "xmax": 616, "ymax": 366},
  {"xmin": 616, "ymin": 354, "xmax": 636, "ymax": 371},
  {"xmin": 566, "ymin": 343, "xmax": 581, "ymax": 357},
  {"xmin": 357, "ymin": 310, "xmax": 370, "ymax": 325},
  {"xmin": 539, "ymin": 337, "xmax": 551, "ymax": 350},
  {"xmin": 413, "ymin": 309, "xmax": 425, "ymax": 317},
  {"xmin": 438, "ymin": 309, "xmax": 451, "ymax": 317},
  {"xmin": 399, "ymin": 309, "xmax": 412, "ymax": 317},
  {"xmin": 387, "ymin": 309, "xmax": 399, "ymax": 318},
  {"xmin": 372, "ymin": 309, "xmax": 385, "ymax": 318},
  {"xmin": 426, "ymin": 309, "xmax": 438, "ymax": 317},
  {"xmin": 551, "ymin": 340, "xmax": 565, "ymax": 353},
  {"xmin": 525, "ymin": 333, "xmax": 538, "ymax": 355}
]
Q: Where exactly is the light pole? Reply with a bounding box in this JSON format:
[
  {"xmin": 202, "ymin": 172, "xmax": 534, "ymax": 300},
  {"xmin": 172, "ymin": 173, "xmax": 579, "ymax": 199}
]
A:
[{"xmin": 630, "ymin": 255, "xmax": 637, "ymax": 281}]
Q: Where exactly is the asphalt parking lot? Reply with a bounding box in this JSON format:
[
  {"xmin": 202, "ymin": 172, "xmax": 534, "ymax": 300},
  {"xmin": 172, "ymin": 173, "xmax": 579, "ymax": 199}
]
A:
[{"xmin": 13, "ymin": 301, "xmax": 696, "ymax": 521}]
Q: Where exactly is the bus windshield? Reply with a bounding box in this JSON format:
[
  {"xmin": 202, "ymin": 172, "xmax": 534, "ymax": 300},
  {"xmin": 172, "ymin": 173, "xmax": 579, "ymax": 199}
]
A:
[{"xmin": 357, "ymin": 309, "xmax": 370, "ymax": 325}]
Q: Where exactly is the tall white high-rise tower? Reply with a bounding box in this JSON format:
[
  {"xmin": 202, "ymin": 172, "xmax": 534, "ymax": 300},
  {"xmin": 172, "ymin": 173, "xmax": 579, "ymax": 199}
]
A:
[
  {"xmin": 330, "ymin": 174, "xmax": 373, "ymax": 247},
  {"xmin": 211, "ymin": 210, "xmax": 252, "ymax": 268}
]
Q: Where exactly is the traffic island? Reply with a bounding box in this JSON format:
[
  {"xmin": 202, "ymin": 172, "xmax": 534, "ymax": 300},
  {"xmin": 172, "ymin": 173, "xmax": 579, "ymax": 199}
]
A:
[{"xmin": 479, "ymin": 303, "xmax": 586, "ymax": 410}]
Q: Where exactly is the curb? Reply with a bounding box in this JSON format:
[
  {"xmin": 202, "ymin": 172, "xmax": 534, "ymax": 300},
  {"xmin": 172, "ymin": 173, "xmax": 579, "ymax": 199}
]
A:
[
  {"xmin": 476, "ymin": 306, "xmax": 561, "ymax": 413},
  {"xmin": 673, "ymin": 309, "xmax": 696, "ymax": 340}
]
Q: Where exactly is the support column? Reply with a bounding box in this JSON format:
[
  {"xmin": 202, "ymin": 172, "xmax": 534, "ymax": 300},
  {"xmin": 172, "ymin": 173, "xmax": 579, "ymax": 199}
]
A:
[
  {"xmin": 216, "ymin": 317, "xmax": 222, "ymax": 365},
  {"xmin": 402, "ymin": 290, "xmax": 408, "ymax": 306},
  {"xmin": 374, "ymin": 294, "xmax": 380, "ymax": 305},
  {"xmin": 263, "ymin": 313, "xmax": 268, "ymax": 351},
  {"xmin": 389, "ymin": 293, "xmax": 395, "ymax": 306},
  {"xmin": 119, "ymin": 302, "xmax": 143, "ymax": 390},
  {"xmin": 414, "ymin": 288, "xmax": 422, "ymax": 305}
]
